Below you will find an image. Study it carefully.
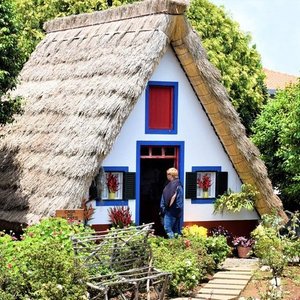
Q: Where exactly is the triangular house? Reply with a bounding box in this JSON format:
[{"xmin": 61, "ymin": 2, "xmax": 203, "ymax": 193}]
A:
[{"xmin": 0, "ymin": 0, "xmax": 286, "ymax": 234}]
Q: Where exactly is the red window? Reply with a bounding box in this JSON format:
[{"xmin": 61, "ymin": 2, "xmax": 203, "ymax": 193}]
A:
[{"xmin": 148, "ymin": 86, "xmax": 173, "ymax": 130}]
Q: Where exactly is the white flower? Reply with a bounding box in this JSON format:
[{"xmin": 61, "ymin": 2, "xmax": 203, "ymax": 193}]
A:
[{"xmin": 185, "ymin": 259, "xmax": 192, "ymax": 266}]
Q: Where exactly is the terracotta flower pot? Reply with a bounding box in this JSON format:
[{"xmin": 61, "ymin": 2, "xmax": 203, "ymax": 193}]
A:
[{"xmin": 237, "ymin": 246, "xmax": 252, "ymax": 258}]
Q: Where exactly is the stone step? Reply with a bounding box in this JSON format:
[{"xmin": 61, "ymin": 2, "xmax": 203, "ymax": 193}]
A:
[
  {"xmin": 213, "ymin": 272, "xmax": 252, "ymax": 280},
  {"xmin": 219, "ymin": 270, "xmax": 253, "ymax": 274},
  {"xmin": 197, "ymin": 288, "xmax": 241, "ymax": 296},
  {"xmin": 193, "ymin": 294, "xmax": 237, "ymax": 300},
  {"xmin": 203, "ymin": 283, "xmax": 245, "ymax": 290},
  {"xmin": 209, "ymin": 278, "xmax": 249, "ymax": 285},
  {"xmin": 223, "ymin": 267, "xmax": 256, "ymax": 271}
]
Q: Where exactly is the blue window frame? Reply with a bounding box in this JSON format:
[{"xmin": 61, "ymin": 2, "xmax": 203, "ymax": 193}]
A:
[
  {"xmin": 96, "ymin": 166, "xmax": 129, "ymax": 206},
  {"xmin": 145, "ymin": 81, "xmax": 178, "ymax": 134},
  {"xmin": 191, "ymin": 166, "xmax": 221, "ymax": 204}
]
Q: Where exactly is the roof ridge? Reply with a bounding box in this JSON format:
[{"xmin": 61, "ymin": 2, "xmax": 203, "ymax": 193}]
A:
[{"xmin": 44, "ymin": 0, "xmax": 189, "ymax": 33}]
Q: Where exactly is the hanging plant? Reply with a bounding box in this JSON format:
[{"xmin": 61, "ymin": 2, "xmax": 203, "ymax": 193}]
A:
[{"xmin": 214, "ymin": 183, "xmax": 259, "ymax": 213}]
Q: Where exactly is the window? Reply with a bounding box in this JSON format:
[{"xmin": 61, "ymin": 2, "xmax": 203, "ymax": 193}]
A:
[
  {"xmin": 145, "ymin": 81, "xmax": 178, "ymax": 134},
  {"xmin": 185, "ymin": 167, "xmax": 228, "ymax": 203},
  {"xmin": 94, "ymin": 167, "xmax": 136, "ymax": 206}
]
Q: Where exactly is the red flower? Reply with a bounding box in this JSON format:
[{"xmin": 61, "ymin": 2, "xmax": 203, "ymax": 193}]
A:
[
  {"xmin": 7, "ymin": 263, "xmax": 12, "ymax": 269},
  {"xmin": 108, "ymin": 206, "xmax": 132, "ymax": 228},
  {"xmin": 184, "ymin": 239, "xmax": 191, "ymax": 248},
  {"xmin": 197, "ymin": 174, "xmax": 212, "ymax": 190},
  {"xmin": 106, "ymin": 173, "xmax": 119, "ymax": 193}
]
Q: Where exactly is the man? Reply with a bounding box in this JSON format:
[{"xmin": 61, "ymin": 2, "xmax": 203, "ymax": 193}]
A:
[{"xmin": 160, "ymin": 168, "xmax": 183, "ymax": 238}]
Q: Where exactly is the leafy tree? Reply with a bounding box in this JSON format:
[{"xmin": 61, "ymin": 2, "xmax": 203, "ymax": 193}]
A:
[
  {"xmin": 14, "ymin": 0, "xmax": 267, "ymax": 133},
  {"xmin": 187, "ymin": 0, "xmax": 268, "ymax": 134},
  {"xmin": 0, "ymin": 0, "xmax": 24, "ymax": 125},
  {"xmin": 251, "ymin": 80, "xmax": 300, "ymax": 211}
]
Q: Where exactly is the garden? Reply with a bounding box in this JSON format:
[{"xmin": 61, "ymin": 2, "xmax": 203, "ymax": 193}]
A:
[{"xmin": 0, "ymin": 209, "xmax": 299, "ymax": 300}]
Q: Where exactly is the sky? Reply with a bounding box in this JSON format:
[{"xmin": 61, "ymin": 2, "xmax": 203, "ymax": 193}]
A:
[{"xmin": 209, "ymin": 0, "xmax": 300, "ymax": 77}]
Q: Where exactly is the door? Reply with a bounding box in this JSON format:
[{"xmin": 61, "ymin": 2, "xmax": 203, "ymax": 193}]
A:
[{"xmin": 139, "ymin": 146, "xmax": 179, "ymax": 236}]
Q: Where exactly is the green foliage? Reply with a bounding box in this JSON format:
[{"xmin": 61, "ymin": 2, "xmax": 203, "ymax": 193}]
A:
[
  {"xmin": 205, "ymin": 235, "xmax": 231, "ymax": 266},
  {"xmin": 0, "ymin": 0, "xmax": 24, "ymax": 125},
  {"xmin": 214, "ymin": 183, "xmax": 258, "ymax": 213},
  {"xmin": 149, "ymin": 236, "xmax": 205, "ymax": 296},
  {"xmin": 0, "ymin": 218, "xmax": 93, "ymax": 299},
  {"xmin": 187, "ymin": 0, "xmax": 267, "ymax": 134},
  {"xmin": 182, "ymin": 224, "xmax": 208, "ymax": 238},
  {"xmin": 252, "ymin": 213, "xmax": 300, "ymax": 279},
  {"xmin": 251, "ymin": 80, "xmax": 300, "ymax": 210},
  {"xmin": 149, "ymin": 233, "xmax": 230, "ymax": 296}
]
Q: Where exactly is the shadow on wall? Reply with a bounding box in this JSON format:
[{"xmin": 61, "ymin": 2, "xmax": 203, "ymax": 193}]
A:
[{"xmin": 0, "ymin": 145, "xmax": 28, "ymax": 232}]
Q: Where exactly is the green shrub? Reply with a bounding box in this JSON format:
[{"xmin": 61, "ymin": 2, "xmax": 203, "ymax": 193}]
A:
[
  {"xmin": 150, "ymin": 237, "xmax": 202, "ymax": 296},
  {"xmin": 205, "ymin": 235, "xmax": 231, "ymax": 268},
  {"xmin": 0, "ymin": 218, "xmax": 93, "ymax": 299},
  {"xmin": 149, "ymin": 234, "xmax": 230, "ymax": 296},
  {"xmin": 252, "ymin": 215, "xmax": 300, "ymax": 277}
]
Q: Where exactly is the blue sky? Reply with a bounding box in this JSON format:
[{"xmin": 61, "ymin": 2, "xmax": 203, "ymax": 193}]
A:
[{"xmin": 209, "ymin": 0, "xmax": 300, "ymax": 76}]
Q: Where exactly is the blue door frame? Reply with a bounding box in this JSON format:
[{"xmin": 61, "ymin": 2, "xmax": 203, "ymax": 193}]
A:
[{"xmin": 135, "ymin": 141, "xmax": 185, "ymax": 225}]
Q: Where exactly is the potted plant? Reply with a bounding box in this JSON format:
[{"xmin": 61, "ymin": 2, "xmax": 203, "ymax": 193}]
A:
[
  {"xmin": 197, "ymin": 174, "xmax": 212, "ymax": 198},
  {"xmin": 214, "ymin": 183, "xmax": 258, "ymax": 213},
  {"xmin": 232, "ymin": 236, "xmax": 254, "ymax": 258},
  {"xmin": 106, "ymin": 173, "xmax": 119, "ymax": 199}
]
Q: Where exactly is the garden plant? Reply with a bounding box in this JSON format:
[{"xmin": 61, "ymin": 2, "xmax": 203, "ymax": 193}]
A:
[
  {"xmin": 252, "ymin": 212, "xmax": 300, "ymax": 283},
  {"xmin": 0, "ymin": 218, "xmax": 93, "ymax": 300}
]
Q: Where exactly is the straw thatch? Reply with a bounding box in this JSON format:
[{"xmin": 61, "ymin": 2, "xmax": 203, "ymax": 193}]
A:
[{"xmin": 0, "ymin": 0, "xmax": 286, "ymax": 228}]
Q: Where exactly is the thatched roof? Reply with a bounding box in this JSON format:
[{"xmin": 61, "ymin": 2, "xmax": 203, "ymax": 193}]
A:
[{"xmin": 0, "ymin": 0, "xmax": 286, "ymax": 228}]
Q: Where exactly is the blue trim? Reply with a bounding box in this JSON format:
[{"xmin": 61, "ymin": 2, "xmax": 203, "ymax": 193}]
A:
[
  {"xmin": 145, "ymin": 81, "xmax": 178, "ymax": 134},
  {"xmin": 136, "ymin": 141, "xmax": 185, "ymax": 225},
  {"xmin": 96, "ymin": 200, "xmax": 129, "ymax": 206},
  {"xmin": 192, "ymin": 166, "xmax": 221, "ymax": 172},
  {"xmin": 103, "ymin": 166, "xmax": 128, "ymax": 172},
  {"xmin": 191, "ymin": 199, "xmax": 214, "ymax": 204},
  {"xmin": 191, "ymin": 166, "xmax": 221, "ymax": 204},
  {"xmin": 95, "ymin": 166, "xmax": 129, "ymax": 206}
]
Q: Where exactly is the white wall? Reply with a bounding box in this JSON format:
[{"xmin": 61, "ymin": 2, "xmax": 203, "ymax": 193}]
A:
[{"xmin": 90, "ymin": 47, "xmax": 259, "ymax": 225}]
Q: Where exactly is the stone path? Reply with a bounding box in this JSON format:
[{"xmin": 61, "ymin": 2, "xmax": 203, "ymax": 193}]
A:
[{"xmin": 172, "ymin": 258, "xmax": 259, "ymax": 300}]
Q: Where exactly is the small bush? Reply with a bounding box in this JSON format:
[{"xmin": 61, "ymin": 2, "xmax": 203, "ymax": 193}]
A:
[
  {"xmin": 149, "ymin": 233, "xmax": 230, "ymax": 296},
  {"xmin": 182, "ymin": 225, "xmax": 208, "ymax": 238},
  {"xmin": 0, "ymin": 218, "xmax": 93, "ymax": 299},
  {"xmin": 252, "ymin": 215, "xmax": 300, "ymax": 277},
  {"xmin": 205, "ymin": 236, "xmax": 231, "ymax": 268},
  {"xmin": 150, "ymin": 237, "xmax": 203, "ymax": 296}
]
